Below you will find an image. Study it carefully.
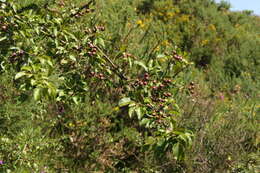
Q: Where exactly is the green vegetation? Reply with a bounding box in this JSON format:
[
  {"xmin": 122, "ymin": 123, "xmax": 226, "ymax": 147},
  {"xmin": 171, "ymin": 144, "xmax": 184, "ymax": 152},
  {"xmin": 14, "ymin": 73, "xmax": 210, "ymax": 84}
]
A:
[{"xmin": 0, "ymin": 0, "xmax": 259, "ymax": 172}]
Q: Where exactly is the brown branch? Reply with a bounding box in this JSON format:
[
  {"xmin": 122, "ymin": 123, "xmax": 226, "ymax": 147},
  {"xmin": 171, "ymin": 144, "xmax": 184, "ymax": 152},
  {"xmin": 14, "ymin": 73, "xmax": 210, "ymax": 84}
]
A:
[
  {"xmin": 70, "ymin": 0, "xmax": 95, "ymax": 17},
  {"xmin": 96, "ymin": 46, "xmax": 128, "ymax": 81}
]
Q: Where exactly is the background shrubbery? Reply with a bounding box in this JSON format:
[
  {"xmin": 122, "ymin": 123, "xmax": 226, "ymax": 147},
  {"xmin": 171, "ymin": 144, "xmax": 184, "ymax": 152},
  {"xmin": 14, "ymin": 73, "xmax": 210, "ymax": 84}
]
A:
[{"xmin": 0, "ymin": 0, "xmax": 259, "ymax": 172}]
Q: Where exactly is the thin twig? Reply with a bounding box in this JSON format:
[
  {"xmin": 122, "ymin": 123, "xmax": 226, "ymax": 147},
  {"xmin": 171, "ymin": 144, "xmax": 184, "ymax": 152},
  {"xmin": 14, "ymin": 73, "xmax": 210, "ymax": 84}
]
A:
[
  {"xmin": 146, "ymin": 40, "xmax": 161, "ymax": 63},
  {"xmin": 172, "ymin": 64, "xmax": 189, "ymax": 79},
  {"xmin": 96, "ymin": 46, "xmax": 128, "ymax": 80}
]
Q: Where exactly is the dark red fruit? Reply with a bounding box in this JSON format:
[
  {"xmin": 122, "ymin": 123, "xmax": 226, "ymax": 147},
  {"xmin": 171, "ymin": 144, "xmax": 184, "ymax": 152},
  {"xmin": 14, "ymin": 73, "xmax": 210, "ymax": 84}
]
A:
[
  {"xmin": 159, "ymin": 84, "xmax": 165, "ymax": 88},
  {"xmin": 18, "ymin": 50, "xmax": 25, "ymax": 56},
  {"xmin": 11, "ymin": 52, "xmax": 17, "ymax": 57},
  {"xmin": 151, "ymin": 86, "xmax": 157, "ymax": 90}
]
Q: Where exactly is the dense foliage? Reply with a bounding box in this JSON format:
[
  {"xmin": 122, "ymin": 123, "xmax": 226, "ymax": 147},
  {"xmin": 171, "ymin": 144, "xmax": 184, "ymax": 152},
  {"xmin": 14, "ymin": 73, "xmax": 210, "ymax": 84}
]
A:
[{"xmin": 0, "ymin": 0, "xmax": 259, "ymax": 172}]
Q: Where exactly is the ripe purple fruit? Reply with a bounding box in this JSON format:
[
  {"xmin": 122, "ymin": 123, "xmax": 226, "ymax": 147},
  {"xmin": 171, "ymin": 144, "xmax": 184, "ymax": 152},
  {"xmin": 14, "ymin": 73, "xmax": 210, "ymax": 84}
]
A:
[{"xmin": 11, "ymin": 52, "xmax": 17, "ymax": 57}]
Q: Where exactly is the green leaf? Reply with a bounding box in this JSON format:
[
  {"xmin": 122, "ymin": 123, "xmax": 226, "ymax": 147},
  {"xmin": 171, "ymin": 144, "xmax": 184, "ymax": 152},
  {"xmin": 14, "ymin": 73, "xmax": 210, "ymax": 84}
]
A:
[
  {"xmin": 53, "ymin": 27, "xmax": 58, "ymax": 37},
  {"xmin": 0, "ymin": 36, "xmax": 7, "ymax": 42},
  {"xmin": 64, "ymin": 30, "xmax": 77, "ymax": 41},
  {"xmin": 72, "ymin": 96, "xmax": 79, "ymax": 105},
  {"xmin": 128, "ymin": 106, "xmax": 135, "ymax": 118},
  {"xmin": 19, "ymin": 31, "xmax": 26, "ymax": 38},
  {"xmin": 157, "ymin": 54, "xmax": 166, "ymax": 58},
  {"xmin": 94, "ymin": 38, "xmax": 105, "ymax": 48},
  {"xmin": 140, "ymin": 118, "xmax": 150, "ymax": 127},
  {"xmin": 145, "ymin": 136, "xmax": 156, "ymax": 145},
  {"xmin": 134, "ymin": 61, "xmax": 148, "ymax": 71},
  {"xmin": 178, "ymin": 134, "xmax": 188, "ymax": 144},
  {"xmin": 69, "ymin": 55, "xmax": 76, "ymax": 61},
  {"xmin": 60, "ymin": 59, "xmax": 68, "ymax": 64},
  {"xmin": 135, "ymin": 106, "xmax": 142, "ymax": 120},
  {"xmin": 172, "ymin": 143, "xmax": 180, "ymax": 160},
  {"xmin": 33, "ymin": 88, "xmax": 41, "ymax": 101},
  {"xmin": 118, "ymin": 97, "xmax": 132, "ymax": 107},
  {"xmin": 15, "ymin": 72, "xmax": 27, "ymax": 80}
]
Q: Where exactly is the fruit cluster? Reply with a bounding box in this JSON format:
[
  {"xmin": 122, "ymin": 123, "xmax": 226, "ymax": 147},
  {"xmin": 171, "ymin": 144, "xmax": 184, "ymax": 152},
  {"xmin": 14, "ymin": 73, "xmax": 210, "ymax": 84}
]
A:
[
  {"xmin": 128, "ymin": 72, "xmax": 176, "ymax": 119},
  {"xmin": 88, "ymin": 71, "xmax": 106, "ymax": 80},
  {"xmin": 9, "ymin": 50, "xmax": 25, "ymax": 63},
  {"xmin": 172, "ymin": 50, "xmax": 183, "ymax": 61},
  {"xmin": 85, "ymin": 25, "xmax": 105, "ymax": 34},
  {"xmin": 87, "ymin": 42, "xmax": 97, "ymax": 57},
  {"xmin": 187, "ymin": 82, "xmax": 195, "ymax": 95},
  {"xmin": 0, "ymin": 16, "xmax": 8, "ymax": 31}
]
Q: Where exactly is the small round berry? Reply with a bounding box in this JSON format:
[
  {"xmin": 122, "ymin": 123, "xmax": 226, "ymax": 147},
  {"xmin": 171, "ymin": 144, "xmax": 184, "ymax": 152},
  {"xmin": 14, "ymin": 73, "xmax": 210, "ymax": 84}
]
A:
[{"xmin": 1, "ymin": 25, "xmax": 7, "ymax": 31}]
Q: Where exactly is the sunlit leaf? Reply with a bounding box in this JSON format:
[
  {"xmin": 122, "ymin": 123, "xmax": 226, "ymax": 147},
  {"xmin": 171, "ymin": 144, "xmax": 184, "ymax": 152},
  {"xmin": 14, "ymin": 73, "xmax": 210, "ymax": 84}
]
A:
[
  {"xmin": 15, "ymin": 72, "xmax": 27, "ymax": 80},
  {"xmin": 33, "ymin": 88, "xmax": 41, "ymax": 101},
  {"xmin": 134, "ymin": 61, "xmax": 148, "ymax": 71},
  {"xmin": 118, "ymin": 97, "xmax": 132, "ymax": 107}
]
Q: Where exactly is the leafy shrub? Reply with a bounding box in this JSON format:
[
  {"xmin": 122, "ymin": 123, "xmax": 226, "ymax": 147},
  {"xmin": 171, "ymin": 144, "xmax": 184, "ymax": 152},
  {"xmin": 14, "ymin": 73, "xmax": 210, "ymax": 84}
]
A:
[
  {"xmin": 0, "ymin": 0, "xmax": 193, "ymax": 171},
  {"xmin": 0, "ymin": 0, "xmax": 259, "ymax": 172}
]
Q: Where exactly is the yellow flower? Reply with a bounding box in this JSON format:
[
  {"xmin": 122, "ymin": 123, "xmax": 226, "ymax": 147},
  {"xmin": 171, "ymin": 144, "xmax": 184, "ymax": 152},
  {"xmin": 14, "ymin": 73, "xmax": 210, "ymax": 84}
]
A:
[
  {"xmin": 113, "ymin": 106, "xmax": 120, "ymax": 112},
  {"xmin": 162, "ymin": 40, "xmax": 170, "ymax": 46},
  {"xmin": 209, "ymin": 24, "xmax": 216, "ymax": 31},
  {"xmin": 166, "ymin": 12, "xmax": 174, "ymax": 18},
  {"xmin": 227, "ymin": 156, "xmax": 232, "ymax": 161},
  {"xmin": 179, "ymin": 15, "xmax": 189, "ymax": 22},
  {"xmin": 136, "ymin": 20, "xmax": 145, "ymax": 28},
  {"xmin": 68, "ymin": 122, "xmax": 75, "ymax": 127},
  {"xmin": 201, "ymin": 39, "xmax": 209, "ymax": 46}
]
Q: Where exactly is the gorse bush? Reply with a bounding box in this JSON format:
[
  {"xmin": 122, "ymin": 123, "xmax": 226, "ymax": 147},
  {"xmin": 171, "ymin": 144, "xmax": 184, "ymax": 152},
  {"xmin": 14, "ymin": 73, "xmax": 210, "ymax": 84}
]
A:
[{"xmin": 0, "ymin": 0, "xmax": 259, "ymax": 172}]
